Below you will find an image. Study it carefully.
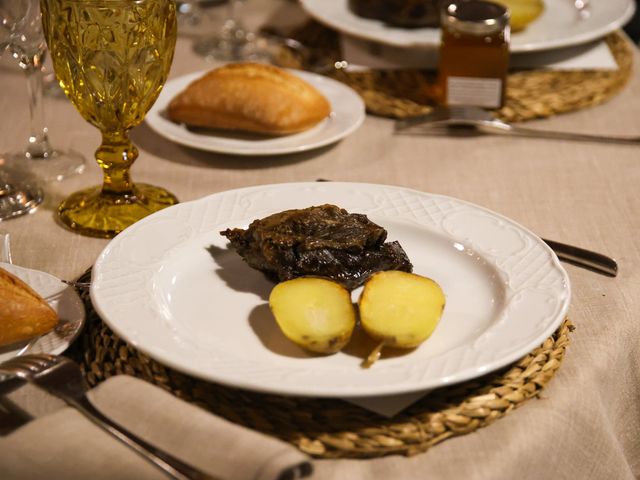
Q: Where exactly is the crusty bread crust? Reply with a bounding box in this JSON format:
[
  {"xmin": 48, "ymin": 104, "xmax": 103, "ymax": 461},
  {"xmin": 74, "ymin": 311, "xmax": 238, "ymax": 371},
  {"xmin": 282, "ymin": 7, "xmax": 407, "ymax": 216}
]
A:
[
  {"xmin": 167, "ymin": 63, "xmax": 331, "ymax": 135},
  {"xmin": 0, "ymin": 267, "xmax": 58, "ymax": 347}
]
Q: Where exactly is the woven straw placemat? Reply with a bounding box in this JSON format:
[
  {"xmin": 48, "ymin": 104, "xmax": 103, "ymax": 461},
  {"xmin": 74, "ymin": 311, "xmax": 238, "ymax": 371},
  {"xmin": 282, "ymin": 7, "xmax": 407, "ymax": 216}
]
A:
[
  {"xmin": 278, "ymin": 22, "xmax": 632, "ymax": 122},
  {"xmin": 68, "ymin": 271, "xmax": 574, "ymax": 459}
]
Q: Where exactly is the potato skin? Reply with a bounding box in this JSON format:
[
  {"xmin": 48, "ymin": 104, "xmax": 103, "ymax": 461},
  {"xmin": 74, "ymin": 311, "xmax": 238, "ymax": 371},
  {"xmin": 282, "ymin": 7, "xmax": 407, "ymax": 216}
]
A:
[
  {"xmin": 358, "ymin": 270, "xmax": 445, "ymax": 349},
  {"xmin": 269, "ymin": 277, "xmax": 356, "ymax": 354}
]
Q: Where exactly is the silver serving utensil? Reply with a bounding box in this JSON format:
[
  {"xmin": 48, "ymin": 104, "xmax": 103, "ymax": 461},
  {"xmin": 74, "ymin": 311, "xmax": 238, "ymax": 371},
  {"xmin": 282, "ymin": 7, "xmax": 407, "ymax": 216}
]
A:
[
  {"xmin": 395, "ymin": 105, "xmax": 640, "ymax": 145},
  {"xmin": 0, "ymin": 354, "xmax": 217, "ymax": 480},
  {"xmin": 315, "ymin": 179, "xmax": 618, "ymax": 276}
]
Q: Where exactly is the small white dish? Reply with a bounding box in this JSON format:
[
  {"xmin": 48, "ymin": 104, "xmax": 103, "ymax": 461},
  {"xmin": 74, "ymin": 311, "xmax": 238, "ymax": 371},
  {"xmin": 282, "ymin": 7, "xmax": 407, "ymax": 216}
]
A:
[
  {"xmin": 0, "ymin": 263, "xmax": 86, "ymax": 363},
  {"xmin": 146, "ymin": 69, "xmax": 365, "ymax": 156},
  {"xmin": 300, "ymin": 0, "xmax": 635, "ymax": 53},
  {"xmin": 91, "ymin": 182, "xmax": 571, "ymax": 398}
]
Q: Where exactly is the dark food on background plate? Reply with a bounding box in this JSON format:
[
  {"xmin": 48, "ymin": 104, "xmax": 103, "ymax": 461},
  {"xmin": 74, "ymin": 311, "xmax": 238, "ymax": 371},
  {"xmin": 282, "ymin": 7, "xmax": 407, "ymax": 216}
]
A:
[
  {"xmin": 348, "ymin": 0, "xmax": 442, "ymax": 28},
  {"xmin": 221, "ymin": 204, "xmax": 413, "ymax": 289},
  {"xmin": 0, "ymin": 267, "xmax": 58, "ymax": 347},
  {"xmin": 167, "ymin": 62, "xmax": 331, "ymax": 135}
]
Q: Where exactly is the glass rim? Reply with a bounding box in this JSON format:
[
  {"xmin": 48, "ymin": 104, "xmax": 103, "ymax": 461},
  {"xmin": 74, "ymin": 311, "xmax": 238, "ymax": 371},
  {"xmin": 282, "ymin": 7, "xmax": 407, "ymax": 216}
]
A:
[{"xmin": 441, "ymin": 1, "xmax": 510, "ymax": 35}]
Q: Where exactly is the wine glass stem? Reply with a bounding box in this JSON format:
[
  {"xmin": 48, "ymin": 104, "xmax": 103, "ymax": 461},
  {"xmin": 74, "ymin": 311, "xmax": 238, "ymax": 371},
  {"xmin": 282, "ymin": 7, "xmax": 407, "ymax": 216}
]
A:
[
  {"xmin": 97, "ymin": 132, "xmax": 137, "ymax": 196},
  {"xmin": 225, "ymin": 0, "xmax": 248, "ymax": 40},
  {"xmin": 23, "ymin": 61, "xmax": 54, "ymax": 160}
]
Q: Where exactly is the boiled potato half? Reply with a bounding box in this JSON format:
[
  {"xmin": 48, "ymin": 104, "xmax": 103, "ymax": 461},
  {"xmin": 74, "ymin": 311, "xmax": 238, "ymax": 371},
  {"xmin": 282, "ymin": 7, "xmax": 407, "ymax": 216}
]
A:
[
  {"xmin": 269, "ymin": 277, "xmax": 356, "ymax": 354},
  {"xmin": 359, "ymin": 271, "xmax": 445, "ymax": 367},
  {"xmin": 494, "ymin": 0, "xmax": 544, "ymax": 32}
]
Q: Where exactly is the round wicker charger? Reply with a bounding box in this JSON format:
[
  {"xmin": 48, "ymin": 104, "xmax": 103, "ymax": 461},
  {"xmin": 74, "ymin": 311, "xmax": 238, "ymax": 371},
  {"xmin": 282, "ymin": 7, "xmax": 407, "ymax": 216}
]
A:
[
  {"xmin": 281, "ymin": 22, "xmax": 633, "ymax": 122},
  {"xmin": 69, "ymin": 272, "xmax": 574, "ymax": 459}
]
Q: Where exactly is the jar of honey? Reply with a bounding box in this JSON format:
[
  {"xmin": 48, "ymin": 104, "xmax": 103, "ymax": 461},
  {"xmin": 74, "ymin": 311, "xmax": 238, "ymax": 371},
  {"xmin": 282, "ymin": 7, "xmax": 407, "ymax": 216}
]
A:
[{"xmin": 437, "ymin": 0, "xmax": 510, "ymax": 109}]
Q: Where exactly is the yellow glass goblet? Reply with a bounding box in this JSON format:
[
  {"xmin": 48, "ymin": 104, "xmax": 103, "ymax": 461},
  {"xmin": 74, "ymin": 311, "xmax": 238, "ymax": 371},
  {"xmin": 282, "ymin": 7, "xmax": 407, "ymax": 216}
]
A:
[{"xmin": 41, "ymin": 0, "xmax": 179, "ymax": 238}]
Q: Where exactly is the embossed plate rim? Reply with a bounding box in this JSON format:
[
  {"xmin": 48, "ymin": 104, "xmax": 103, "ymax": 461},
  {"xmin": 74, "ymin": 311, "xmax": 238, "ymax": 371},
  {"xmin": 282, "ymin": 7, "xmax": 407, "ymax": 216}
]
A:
[
  {"xmin": 90, "ymin": 182, "xmax": 571, "ymax": 397},
  {"xmin": 300, "ymin": 0, "xmax": 635, "ymax": 53}
]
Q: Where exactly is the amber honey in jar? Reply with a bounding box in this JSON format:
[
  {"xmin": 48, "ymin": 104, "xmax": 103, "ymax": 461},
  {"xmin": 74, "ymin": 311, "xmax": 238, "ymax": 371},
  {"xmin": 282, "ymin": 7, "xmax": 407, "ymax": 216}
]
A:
[{"xmin": 437, "ymin": 1, "xmax": 510, "ymax": 108}]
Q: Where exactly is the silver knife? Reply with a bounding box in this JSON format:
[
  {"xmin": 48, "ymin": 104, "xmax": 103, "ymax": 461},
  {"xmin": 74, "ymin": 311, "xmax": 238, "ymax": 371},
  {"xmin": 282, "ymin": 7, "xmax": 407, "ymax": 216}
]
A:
[{"xmin": 542, "ymin": 238, "xmax": 618, "ymax": 277}]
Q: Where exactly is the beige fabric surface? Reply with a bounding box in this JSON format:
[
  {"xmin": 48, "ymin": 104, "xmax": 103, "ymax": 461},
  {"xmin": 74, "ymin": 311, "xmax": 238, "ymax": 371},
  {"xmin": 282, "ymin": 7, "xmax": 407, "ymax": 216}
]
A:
[
  {"xmin": 1, "ymin": 1, "xmax": 640, "ymax": 478},
  {"xmin": 0, "ymin": 375, "xmax": 311, "ymax": 480}
]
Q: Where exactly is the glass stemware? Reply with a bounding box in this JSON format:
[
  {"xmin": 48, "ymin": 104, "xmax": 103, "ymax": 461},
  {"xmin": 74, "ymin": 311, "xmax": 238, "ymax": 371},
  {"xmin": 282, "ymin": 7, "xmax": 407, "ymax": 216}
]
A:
[
  {"xmin": 1, "ymin": 0, "xmax": 84, "ymax": 182},
  {"xmin": 0, "ymin": 164, "xmax": 43, "ymax": 221},
  {"xmin": 0, "ymin": 3, "xmax": 43, "ymax": 220},
  {"xmin": 40, "ymin": 0, "xmax": 179, "ymax": 238},
  {"xmin": 177, "ymin": 0, "xmax": 203, "ymax": 29},
  {"xmin": 193, "ymin": 0, "xmax": 288, "ymax": 62}
]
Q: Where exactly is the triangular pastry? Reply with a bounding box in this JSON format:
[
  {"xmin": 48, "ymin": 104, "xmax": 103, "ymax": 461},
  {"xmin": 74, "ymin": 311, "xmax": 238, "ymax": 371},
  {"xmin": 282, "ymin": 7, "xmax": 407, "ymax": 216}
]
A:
[{"xmin": 0, "ymin": 267, "xmax": 58, "ymax": 347}]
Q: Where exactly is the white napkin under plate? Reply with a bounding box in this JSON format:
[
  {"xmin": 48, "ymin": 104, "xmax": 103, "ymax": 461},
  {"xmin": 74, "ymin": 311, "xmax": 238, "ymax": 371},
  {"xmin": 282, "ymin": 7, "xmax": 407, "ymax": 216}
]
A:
[{"xmin": 341, "ymin": 34, "xmax": 619, "ymax": 71}]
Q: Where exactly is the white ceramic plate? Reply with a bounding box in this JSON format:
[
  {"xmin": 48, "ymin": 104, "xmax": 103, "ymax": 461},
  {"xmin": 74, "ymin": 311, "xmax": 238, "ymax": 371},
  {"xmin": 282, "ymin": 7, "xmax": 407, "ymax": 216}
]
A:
[
  {"xmin": 300, "ymin": 0, "xmax": 635, "ymax": 53},
  {"xmin": 146, "ymin": 69, "xmax": 365, "ymax": 156},
  {"xmin": 0, "ymin": 263, "xmax": 86, "ymax": 363},
  {"xmin": 91, "ymin": 182, "xmax": 570, "ymax": 397}
]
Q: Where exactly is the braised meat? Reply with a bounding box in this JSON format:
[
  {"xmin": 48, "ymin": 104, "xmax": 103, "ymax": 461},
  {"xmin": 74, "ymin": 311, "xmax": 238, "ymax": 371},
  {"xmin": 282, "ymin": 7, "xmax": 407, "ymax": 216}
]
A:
[
  {"xmin": 348, "ymin": 0, "xmax": 442, "ymax": 28},
  {"xmin": 220, "ymin": 204, "xmax": 413, "ymax": 289}
]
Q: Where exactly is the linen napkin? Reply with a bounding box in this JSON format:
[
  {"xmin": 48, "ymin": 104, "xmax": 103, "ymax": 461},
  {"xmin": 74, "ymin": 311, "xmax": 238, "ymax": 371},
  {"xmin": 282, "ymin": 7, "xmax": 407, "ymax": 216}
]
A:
[{"xmin": 0, "ymin": 375, "xmax": 312, "ymax": 480}]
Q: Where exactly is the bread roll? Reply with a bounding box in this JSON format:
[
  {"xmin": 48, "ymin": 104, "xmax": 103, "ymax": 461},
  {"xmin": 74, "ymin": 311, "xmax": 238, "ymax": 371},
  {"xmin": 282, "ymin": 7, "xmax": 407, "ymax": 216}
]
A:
[
  {"xmin": 0, "ymin": 267, "xmax": 58, "ymax": 347},
  {"xmin": 167, "ymin": 63, "xmax": 331, "ymax": 135}
]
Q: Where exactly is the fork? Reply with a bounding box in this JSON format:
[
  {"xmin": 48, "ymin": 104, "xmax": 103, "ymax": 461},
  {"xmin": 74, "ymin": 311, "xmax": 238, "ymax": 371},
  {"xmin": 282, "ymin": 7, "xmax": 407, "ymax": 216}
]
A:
[
  {"xmin": 0, "ymin": 354, "xmax": 216, "ymax": 480},
  {"xmin": 395, "ymin": 105, "xmax": 640, "ymax": 145}
]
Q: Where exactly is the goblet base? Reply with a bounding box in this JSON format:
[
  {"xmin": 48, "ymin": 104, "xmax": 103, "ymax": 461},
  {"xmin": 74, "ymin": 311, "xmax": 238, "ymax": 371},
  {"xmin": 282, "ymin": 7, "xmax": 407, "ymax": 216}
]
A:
[
  {"xmin": 57, "ymin": 183, "xmax": 178, "ymax": 238},
  {"xmin": 8, "ymin": 148, "xmax": 85, "ymax": 182},
  {"xmin": 0, "ymin": 178, "xmax": 44, "ymax": 221}
]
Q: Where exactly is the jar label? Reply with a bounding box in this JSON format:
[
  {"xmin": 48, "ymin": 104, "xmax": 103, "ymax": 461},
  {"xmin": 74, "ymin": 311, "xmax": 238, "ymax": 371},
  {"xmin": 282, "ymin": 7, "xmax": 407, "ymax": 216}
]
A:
[{"xmin": 447, "ymin": 77, "xmax": 502, "ymax": 108}]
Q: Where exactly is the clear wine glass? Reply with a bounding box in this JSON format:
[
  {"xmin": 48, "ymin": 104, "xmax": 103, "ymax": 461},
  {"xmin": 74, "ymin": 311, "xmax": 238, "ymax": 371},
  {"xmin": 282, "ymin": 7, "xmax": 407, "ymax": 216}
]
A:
[
  {"xmin": 0, "ymin": 163, "xmax": 44, "ymax": 221},
  {"xmin": 0, "ymin": 2, "xmax": 43, "ymax": 220},
  {"xmin": 1, "ymin": 0, "xmax": 84, "ymax": 182},
  {"xmin": 177, "ymin": 0, "xmax": 203, "ymax": 29},
  {"xmin": 193, "ymin": 0, "xmax": 284, "ymax": 62}
]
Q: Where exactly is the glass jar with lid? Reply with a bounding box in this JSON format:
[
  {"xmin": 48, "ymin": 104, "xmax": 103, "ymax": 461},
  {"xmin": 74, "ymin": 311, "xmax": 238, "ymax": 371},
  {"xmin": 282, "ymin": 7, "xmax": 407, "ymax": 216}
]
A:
[{"xmin": 437, "ymin": 0, "xmax": 510, "ymax": 109}]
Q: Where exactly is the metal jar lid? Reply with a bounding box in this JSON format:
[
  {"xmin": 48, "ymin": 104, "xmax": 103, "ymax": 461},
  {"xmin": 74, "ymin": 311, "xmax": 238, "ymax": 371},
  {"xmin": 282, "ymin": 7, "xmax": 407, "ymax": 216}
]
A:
[{"xmin": 441, "ymin": 1, "xmax": 510, "ymax": 36}]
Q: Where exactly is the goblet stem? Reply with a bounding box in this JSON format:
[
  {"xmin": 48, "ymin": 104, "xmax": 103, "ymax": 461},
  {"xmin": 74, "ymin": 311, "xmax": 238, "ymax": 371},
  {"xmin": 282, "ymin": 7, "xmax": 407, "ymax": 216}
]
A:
[
  {"xmin": 226, "ymin": 0, "xmax": 247, "ymax": 37},
  {"xmin": 193, "ymin": 0, "xmax": 257, "ymax": 61},
  {"xmin": 23, "ymin": 58, "xmax": 54, "ymax": 160},
  {"xmin": 97, "ymin": 132, "xmax": 136, "ymax": 196},
  {"xmin": 9, "ymin": 45, "xmax": 85, "ymax": 181}
]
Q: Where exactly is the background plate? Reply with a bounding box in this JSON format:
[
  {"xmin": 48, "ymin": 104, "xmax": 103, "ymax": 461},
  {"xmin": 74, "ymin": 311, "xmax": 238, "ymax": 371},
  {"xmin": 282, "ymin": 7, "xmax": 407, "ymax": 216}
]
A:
[
  {"xmin": 0, "ymin": 263, "xmax": 86, "ymax": 363},
  {"xmin": 300, "ymin": 0, "xmax": 635, "ymax": 53},
  {"xmin": 146, "ymin": 69, "xmax": 365, "ymax": 156},
  {"xmin": 91, "ymin": 182, "xmax": 571, "ymax": 397}
]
